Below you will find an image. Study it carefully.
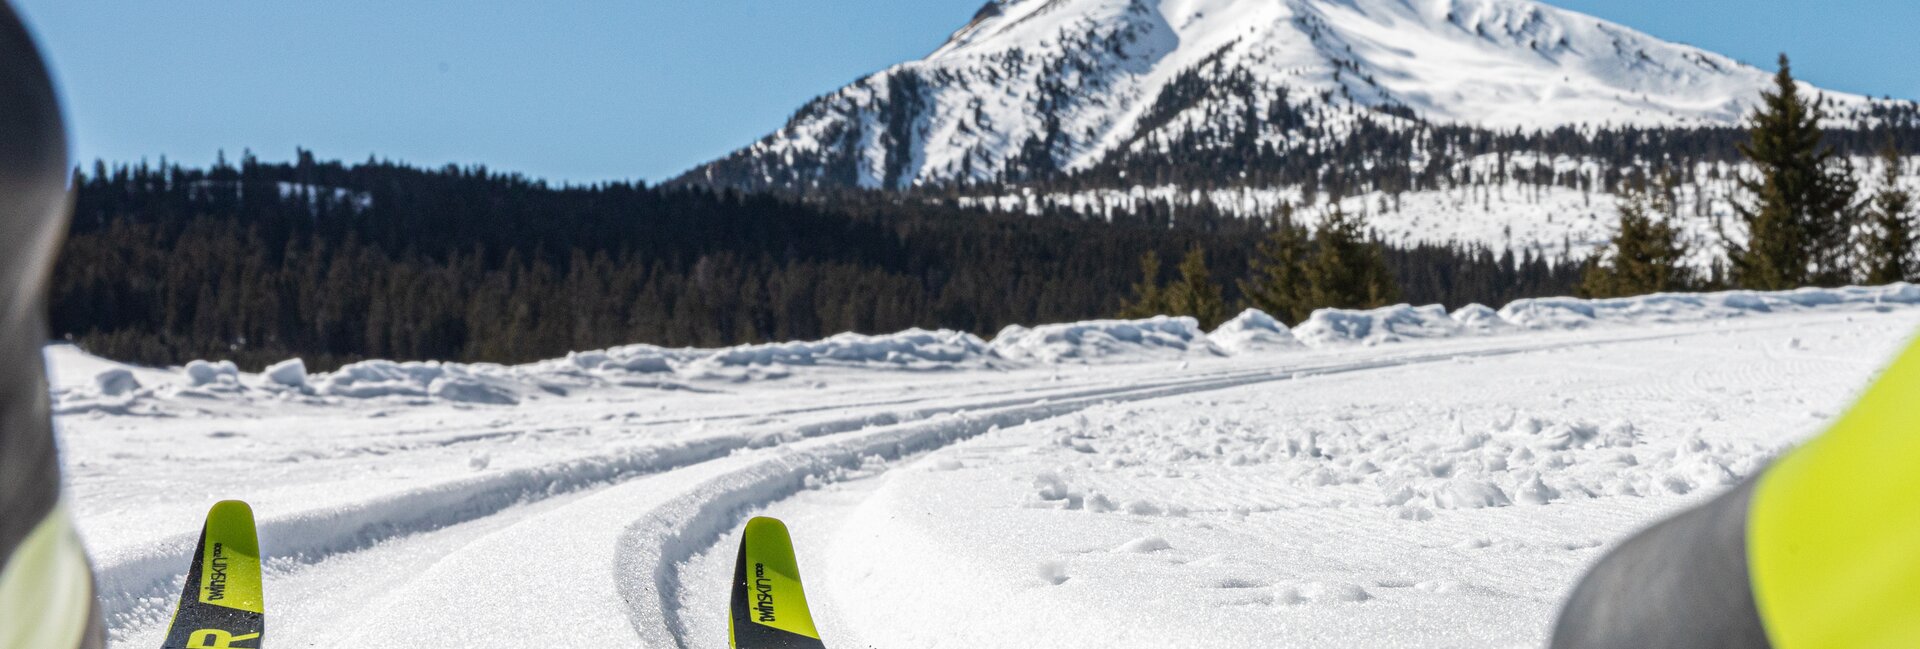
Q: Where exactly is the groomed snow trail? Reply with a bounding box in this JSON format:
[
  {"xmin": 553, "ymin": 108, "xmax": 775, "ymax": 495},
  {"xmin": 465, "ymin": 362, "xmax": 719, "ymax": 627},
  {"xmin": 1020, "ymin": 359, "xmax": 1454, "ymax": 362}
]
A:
[
  {"xmin": 57, "ymin": 299, "xmax": 1920, "ymax": 647},
  {"xmin": 668, "ymin": 312, "xmax": 1919, "ymax": 648}
]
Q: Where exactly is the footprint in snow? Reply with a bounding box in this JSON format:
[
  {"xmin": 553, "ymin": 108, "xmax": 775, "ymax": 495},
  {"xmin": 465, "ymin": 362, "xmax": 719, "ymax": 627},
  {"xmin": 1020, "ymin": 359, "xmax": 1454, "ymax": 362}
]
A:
[
  {"xmin": 1274, "ymin": 581, "xmax": 1372, "ymax": 605},
  {"xmin": 1112, "ymin": 536, "xmax": 1172, "ymax": 553},
  {"xmin": 1414, "ymin": 579, "xmax": 1507, "ymax": 597},
  {"xmin": 1037, "ymin": 561, "xmax": 1070, "ymax": 586}
]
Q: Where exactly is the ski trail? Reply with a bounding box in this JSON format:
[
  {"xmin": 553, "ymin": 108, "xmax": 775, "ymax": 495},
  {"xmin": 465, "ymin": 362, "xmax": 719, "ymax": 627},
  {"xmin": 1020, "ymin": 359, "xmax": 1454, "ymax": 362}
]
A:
[
  {"xmin": 325, "ymin": 368, "xmax": 1283, "ymax": 647},
  {"xmin": 623, "ymin": 328, "xmax": 1731, "ymax": 649},
  {"xmin": 98, "ymin": 353, "xmax": 1304, "ymax": 646},
  {"xmin": 93, "ymin": 372, "xmax": 1169, "ymax": 640},
  {"xmin": 92, "ymin": 318, "xmax": 1857, "ymax": 648},
  {"xmin": 661, "ymin": 314, "xmax": 1915, "ymax": 648}
]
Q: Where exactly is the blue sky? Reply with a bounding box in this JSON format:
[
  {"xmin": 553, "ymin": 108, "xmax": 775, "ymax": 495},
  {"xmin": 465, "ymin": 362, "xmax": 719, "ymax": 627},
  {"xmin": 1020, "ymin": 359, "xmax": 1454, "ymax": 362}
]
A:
[{"xmin": 13, "ymin": 0, "xmax": 1920, "ymax": 184}]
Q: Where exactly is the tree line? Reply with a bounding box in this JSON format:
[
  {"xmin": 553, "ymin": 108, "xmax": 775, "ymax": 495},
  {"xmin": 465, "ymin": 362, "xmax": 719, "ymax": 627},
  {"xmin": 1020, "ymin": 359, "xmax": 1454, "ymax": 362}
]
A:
[
  {"xmin": 1106, "ymin": 56, "xmax": 1920, "ymax": 331},
  {"xmin": 53, "ymin": 157, "xmax": 1577, "ymax": 370},
  {"xmin": 1580, "ymin": 56, "xmax": 1919, "ymax": 298}
]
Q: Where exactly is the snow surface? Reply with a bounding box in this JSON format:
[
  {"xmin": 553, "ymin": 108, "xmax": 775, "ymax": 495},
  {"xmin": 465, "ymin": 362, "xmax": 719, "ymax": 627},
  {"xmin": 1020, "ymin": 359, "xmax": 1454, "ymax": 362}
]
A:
[{"xmin": 55, "ymin": 285, "xmax": 1920, "ymax": 647}]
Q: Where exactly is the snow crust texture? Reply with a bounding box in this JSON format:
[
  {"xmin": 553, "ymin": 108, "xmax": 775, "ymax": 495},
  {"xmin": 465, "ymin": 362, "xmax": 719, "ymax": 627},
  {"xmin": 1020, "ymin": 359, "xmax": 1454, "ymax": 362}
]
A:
[
  {"xmin": 57, "ymin": 285, "xmax": 1920, "ymax": 648},
  {"xmin": 664, "ymin": 307, "xmax": 1918, "ymax": 648}
]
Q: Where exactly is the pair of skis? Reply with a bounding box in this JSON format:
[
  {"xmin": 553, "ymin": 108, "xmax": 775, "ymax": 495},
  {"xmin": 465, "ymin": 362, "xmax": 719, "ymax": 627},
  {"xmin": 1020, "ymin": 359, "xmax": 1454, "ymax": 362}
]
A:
[{"xmin": 157, "ymin": 505, "xmax": 820, "ymax": 649}]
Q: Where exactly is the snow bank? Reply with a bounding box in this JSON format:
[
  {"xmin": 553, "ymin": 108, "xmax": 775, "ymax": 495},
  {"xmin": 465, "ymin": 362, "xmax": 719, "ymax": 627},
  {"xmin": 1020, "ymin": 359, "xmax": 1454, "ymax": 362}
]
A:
[
  {"xmin": 319, "ymin": 360, "xmax": 522, "ymax": 405},
  {"xmin": 1286, "ymin": 284, "xmax": 1918, "ymax": 347},
  {"xmin": 264, "ymin": 358, "xmax": 308, "ymax": 388},
  {"xmin": 44, "ymin": 284, "xmax": 1920, "ymax": 413},
  {"xmin": 694, "ymin": 329, "xmax": 992, "ymax": 369},
  {"xmin": 1449, "ymin": 304, "xmax": 1512, "ymax": 334},
  {"xmin": 184, "ymin": 360, "xmax": 240, "ymax": 386},
  {"xmin": 1291, "ymin": 304, "xmax": 1462, "ymax": 347},
  {"xmin": 1499, "ymin": 284, "xmax": 1920, "ymax": 329},
  {"xmin": 549, "ymin": 328, "xmax": 995, "ymax": 376},
  {"xmin": 990, "ymin": 316, "xmax": 1219, "ymax": 363},
  {"xmin": 1208, "ymin": 309, "xmax": 1303, "ymax": 353},
  {"xmin": 93, "ymin": 369, "xmax": 141, "ymax": 396}
]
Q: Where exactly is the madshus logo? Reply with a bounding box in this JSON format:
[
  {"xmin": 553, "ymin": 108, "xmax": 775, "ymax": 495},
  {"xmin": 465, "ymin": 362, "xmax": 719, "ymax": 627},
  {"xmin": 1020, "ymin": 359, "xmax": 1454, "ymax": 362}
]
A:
[
  {"xmin": 206, "ymin": 543, "xmax": 230, "ymax": 601},
  {"xmin": 754, "ymin": 563, "xmax": 777, "ymax": 622}
]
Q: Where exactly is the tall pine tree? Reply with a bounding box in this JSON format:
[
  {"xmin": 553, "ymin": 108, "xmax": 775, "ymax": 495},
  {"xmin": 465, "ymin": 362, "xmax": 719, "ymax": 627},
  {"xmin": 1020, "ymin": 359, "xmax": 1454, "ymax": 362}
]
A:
[
  {"xmin": 1239, "ymin": 214, "xmax": 1313, "ymax": 324},
  {"xmin": 1119, "ymin": 250, "xmax": 1173, "ymax": 319},
  {"xmin": 1861, "ymin": 143, "xmax": 1917, "ymax": 284},
  {"xmin": 1579, "ymin": 175, "xmax": 1693, "ymax": 298},
  {"xmin": 1722, "ymin": 54, "xmax": 1859, "ymax": 289},
  {"xmin": 1165, "ymin": 244, "xmax": 1228, "ymax": 329},
  {"xmin": 1305, "ymin": 205, "xmax": 1399, "ymax": 310}
]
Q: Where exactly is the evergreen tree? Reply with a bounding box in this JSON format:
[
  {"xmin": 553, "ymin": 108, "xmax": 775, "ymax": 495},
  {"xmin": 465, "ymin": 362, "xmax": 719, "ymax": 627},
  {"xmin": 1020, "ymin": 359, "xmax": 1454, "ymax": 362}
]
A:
[
  {"xmin": 1119, "ymin": 250, "xmax": 1173, "ymax": 318},
  {"xmin": 1579, "ymin": 175, "xmax": 1693, "ymax": 298},
  {"xmin": 1305, "ymin": 206, "xmax": 1399, "ymax": 310},
  {"xmin": 1164, "ymin": 244, "xmax": 1227, "ymax": 329},
  {"xmin": 1723, "ymin": 54, "xmax": 1860, "ymax": 289},
  {"xmin": 53, "ymin": 155, "xmax": 1589, "ymax": 370},
  {"xmin": 1861, "ymin": 143, "xmax": 1917, "ymax": 284},
  {"xmin": 1239, "ymin": 214, "xmax": 1313, "ymax": 324}
]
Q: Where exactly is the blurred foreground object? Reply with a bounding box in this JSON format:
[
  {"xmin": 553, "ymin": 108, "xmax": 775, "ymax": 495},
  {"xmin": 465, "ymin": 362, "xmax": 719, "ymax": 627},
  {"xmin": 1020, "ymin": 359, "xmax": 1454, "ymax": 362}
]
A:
[
  {"xmin": 0, "ymin": 1, "xmax": 103, "ymax": 647},
  {"xmin": 1554, "ymin": 337, "xmax": 1920, "ymax": 647}
]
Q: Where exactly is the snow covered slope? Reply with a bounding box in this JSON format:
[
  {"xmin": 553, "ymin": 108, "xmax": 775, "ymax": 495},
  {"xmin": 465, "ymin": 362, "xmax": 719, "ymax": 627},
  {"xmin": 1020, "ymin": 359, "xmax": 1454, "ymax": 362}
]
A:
[
  {"xmin": 677, "ymin": 313, "xmax": 1916, "ymax": 647},
  {"xmin": 54, "ymin": 286, "xmax": 1920, "ymax": 647},
  {"xmin": 964, "ymin": 153, "xmax": 1920, "ymax": 260},
  {"xmin": 682, "ymin": 0, "xmax": 1891, "ymax": 192}
]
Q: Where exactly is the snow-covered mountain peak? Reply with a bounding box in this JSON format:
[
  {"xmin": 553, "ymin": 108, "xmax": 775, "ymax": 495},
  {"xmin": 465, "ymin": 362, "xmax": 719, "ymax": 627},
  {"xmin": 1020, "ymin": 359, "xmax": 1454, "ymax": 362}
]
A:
[{"xmin": 682, "ymin": 0, "xmax": 1886, "ymax": 192}]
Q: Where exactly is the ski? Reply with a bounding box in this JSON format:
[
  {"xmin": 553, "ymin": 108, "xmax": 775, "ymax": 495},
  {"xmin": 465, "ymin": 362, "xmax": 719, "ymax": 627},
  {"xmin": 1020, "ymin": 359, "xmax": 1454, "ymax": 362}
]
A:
[
  {"xmin": 728, "ymin": 517, "xmax": 825, "ymax": 649},
  {"xmin": 160, "ymin": 500, "xmax": 264, "ymax": 649}
]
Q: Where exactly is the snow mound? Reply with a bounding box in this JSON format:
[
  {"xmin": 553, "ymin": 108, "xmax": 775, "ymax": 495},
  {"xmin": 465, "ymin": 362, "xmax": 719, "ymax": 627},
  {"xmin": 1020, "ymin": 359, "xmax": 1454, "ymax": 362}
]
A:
[
  {"xmin": 703, "ymin": 329, "xmax": 992, "ymax": 368},
  {"xmin": 1208, "ymin": 309, "xmax": 1304, "ymax": 353},
  {"xmin": 1449, "ymin": 304, "xmax": 1513, "ymax": 334},
  {"xmin": 1292, "ymin": 304, "xmax": 1462, "ymax": 347},
  {"xmin": 93, "ymin": 369, "xmax": 141, "ymax": 397},
  {"xmin": 43, "ymin": 284, "xmax": 1920, "ymax": 415},
  {"xmin": 319, "ymin": 360, "xmax": 523, "ymax": 405},
  {"xmin": 1500, "ymin": 285, "xmax": 1920, "ymax": 329},
  {"xmin": 556, "ymin": 328, "xmax": 995, "ymax": 376},
  {"xmin": 264, "ymin": 358, "xmax": 308, "ymax": 388},
  {"xmin": 991, "ymin": 316, "xmax": 1220, "ymax": 363},
  {"xmin": 183, "ymin": 360, "xmax": 240, "ymax": 387}
]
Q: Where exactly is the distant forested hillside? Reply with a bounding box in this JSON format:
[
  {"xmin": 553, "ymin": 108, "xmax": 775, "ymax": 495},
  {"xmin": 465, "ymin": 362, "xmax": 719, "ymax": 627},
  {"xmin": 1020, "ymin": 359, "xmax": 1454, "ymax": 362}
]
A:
[{"xmin": 52, "ymin": 153, "xmax": 1576, "ymax": 370}]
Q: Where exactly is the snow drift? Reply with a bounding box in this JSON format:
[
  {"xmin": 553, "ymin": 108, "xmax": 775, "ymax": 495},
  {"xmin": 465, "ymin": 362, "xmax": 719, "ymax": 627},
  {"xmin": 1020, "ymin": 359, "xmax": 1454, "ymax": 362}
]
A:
[{"xmin": 47, "ymin": 284, "xmax": 1920, "ymax": 413}]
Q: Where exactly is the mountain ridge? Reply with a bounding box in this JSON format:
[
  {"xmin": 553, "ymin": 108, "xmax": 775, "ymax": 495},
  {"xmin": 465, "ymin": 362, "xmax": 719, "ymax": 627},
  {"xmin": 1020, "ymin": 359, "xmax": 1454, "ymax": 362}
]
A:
[{"xmin": 678, "ymin": 0, "xmax": 1905, "ymax": 194}]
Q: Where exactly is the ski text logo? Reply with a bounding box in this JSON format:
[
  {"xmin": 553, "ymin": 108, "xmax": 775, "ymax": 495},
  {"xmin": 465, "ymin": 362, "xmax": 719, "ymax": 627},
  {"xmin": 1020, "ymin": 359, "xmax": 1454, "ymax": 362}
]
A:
[
  {"xmin": 753, "ymin": 563, "xmax": 777, "ymax": 622},
  {"xmin": 206, "ymin": 543, "xmax": 230, "ymax": 601},
  {"xmin": 186, "ymin": 629, "xmax": 259, "ymax": 649}
]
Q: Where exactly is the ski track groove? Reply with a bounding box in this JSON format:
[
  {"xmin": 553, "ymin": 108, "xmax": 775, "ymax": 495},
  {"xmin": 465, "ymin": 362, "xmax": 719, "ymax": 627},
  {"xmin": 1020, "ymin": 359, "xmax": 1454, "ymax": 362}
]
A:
[
  {"xmin": 91, "ymin": 317, "xmax": 1849, "ymax": 647},
  {"xmin": 90, "ymin": 373, "xmax": 1178, "ymax": 633},
  {"xmin": 624, "ymin": 328, "xmax": 1733, "ymax": 649},
  {"xmin": 93, "ymin": 353, "xmax": 1344, "ymax": 639}
]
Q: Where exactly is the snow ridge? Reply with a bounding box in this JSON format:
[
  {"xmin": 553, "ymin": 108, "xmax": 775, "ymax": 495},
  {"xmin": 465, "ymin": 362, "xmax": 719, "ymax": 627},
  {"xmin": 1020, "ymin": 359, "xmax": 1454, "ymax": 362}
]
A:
[
  {"xmin": 51, "ymin": 284, "xmax": 1920, "ymax": 416},
  {"xmin": 682, "ymin": 0, "xmax": 1894, "ymax": 192}
]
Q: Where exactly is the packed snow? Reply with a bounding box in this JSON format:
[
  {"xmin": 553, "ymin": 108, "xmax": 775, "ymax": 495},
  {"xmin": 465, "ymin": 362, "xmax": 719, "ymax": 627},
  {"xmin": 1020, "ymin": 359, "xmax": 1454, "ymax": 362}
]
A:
[{"xmin": 51, "ymin": 285, "xmax": 1920, "ymax": 647}]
